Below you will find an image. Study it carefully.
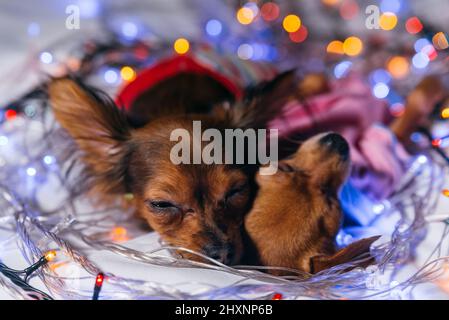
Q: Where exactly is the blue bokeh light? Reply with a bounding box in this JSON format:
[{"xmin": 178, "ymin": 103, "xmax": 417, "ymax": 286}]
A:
[
  {"xmin": 412, "ymin": 52, "xmax": 429, "ymax": 69},
  {"xmin": 333, "ymin": 61, "xmax": 352, "ymax": 79},
  {"xmin": 205, "ymin": 19, "xmax": 222, "ymax": 36}
]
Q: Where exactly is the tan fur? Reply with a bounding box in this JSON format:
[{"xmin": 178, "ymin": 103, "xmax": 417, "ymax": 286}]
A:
[{"xmin": 245, "ymin": 133, "xmax": 378, "ymax": 274}]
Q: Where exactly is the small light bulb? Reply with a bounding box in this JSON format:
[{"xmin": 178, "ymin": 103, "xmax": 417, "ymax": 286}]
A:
[{"xmin": 45, "ymin": 250, "xmax": 57, "ymax": 261}]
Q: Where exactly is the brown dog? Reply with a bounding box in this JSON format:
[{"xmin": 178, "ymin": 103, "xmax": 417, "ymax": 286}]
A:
[
  {"xmin": 48, "ymin": 72, "xmax": 295, "ymax": 265},
  {"xmin": 244, "ymin": 133, "xmax": 379, "ymax": 274}
]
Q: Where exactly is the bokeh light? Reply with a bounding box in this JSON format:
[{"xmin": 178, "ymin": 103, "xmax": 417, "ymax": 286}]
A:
[
  {"xmin": 443, "ymin": 189, "xmax": 449, "ymax": 197},
  {"xmin": 261, "ymin": 2, "xmax": 280, "ymax": 21},
  {"xmin": 0, "ymin": 136, "xmax": 8, "ymax": 146},
  {"xmin": 373, "ymin": 83, "xmax": 390, "ymax": 99},
  {"xmin": 390, "ymin": 103, "xmax": 405, "ymax": 117},
  {"xmin": 205, "ymin": 19, "xmax": 223, "ymax": 36},
  {"xmin": 370, "ymin": 69, "xmax": 392, "ymax": 85},
  {"xmin": 405, "ymin": 17, "xmax": 423, "ymax": 34},
  {"xmin": 379, "ymin": 12, "xmax": 398, "ymax": 31},
  {"xmin": 334, "ymin": 61, "xmax": 352, "ymax": 79},
  {"xmin": 322, "ymin": 0, "xmax": 341, "ymax": 6},
  {"xmin": 441, "ymin": 107, "xmax": 449, "ymax": 119},
  {"xmin": 174, "ymin": 38, "xmax": 190, "ymax": 54},
  {"xmin": 380, "ymin": 0, "xmax": 402, "ymax": 13},
  {"xmin": 343, "ymin": 36, "xmax": 363, "ymax": 56},
  {"xmin": 40, "ymin": 51, "xmax": 53, "ymax": 64},
  {"xmin": 289, "ymin": 26, "xmax": 308, "ymax": 43},
  {"xmin": 433, "ymin": 32, "xmax": 449, "ymax": 50},
  {"xmin": 282, "ymin": 14, "xmax": 301, "ymax": 33},
  {"xmin": 327, "ymin": 40, "xmax": 344, "ymax": 54},
  {"xmin": 27, "ymin": 22, "xmax": 40, "ymax": 37},
  {"xmin": 121, "ymin": 22, "xmax": 138, "ymax": 39},
  {"xmin": 387, "ymin": 56, "xmax": 409, "ymax": 79},
  {"xmin": 26, "ymin": 167, "xmax": 37, "ymax": 177},
  {"xmin": 412, "ymin": 52, "xmax": 429, "ymax": 69},
  {"xmin": 120, "ymin": 66, "xmax": 136, "ymax": 82},
  {"xmin": 237, "ymin": 43, "xmax": 254, "ymax": 60},
  {"xmin": 422, "ymin": 44, "xmax": 438, "ymax": 61},
  {"xmin": 236, "ymin": 7, "xmax": 254, "ymax": 25},
  {"xmin": 414, "ymin": 38, "xmax": 431, "ymax": 53},
  {"xmin": 339, "ymin": 0, "xmax": 359, "ymax": 20},
  {"xmin": 104, "ymin": 69, "xmax": 119, "ymax": 84}
]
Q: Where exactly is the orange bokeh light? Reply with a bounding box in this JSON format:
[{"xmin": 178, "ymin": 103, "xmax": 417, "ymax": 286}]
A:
[
  {"xmin": 387, "ymin": 56, "xmax": 409, "ymax": 79},
  {"xmin": 327, "ymin": 40, "xmax": 344, "ymax": 54}
]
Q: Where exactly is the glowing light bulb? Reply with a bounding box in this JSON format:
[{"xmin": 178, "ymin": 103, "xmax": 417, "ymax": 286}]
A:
[
  {"xmin": 174, "ymin": 38, "xmax": 190, "ymax": 55},
  {"xmin": 43, "ymin": 155, "xmax": 55, "ymax": 165},
  {"xmin": 236, "ymin": 7, "xmax": 254, "ymax": 25},
  {"xmin": 45, "ymin": 250, "xmax": 57, "ymax": 261},
  {"xmin": 120, "ymin": 66, "xmax": 136, "ymax": 82},
  {"xmin": 110, "ymin": 226, "xmax": 128, "ymax": 242},
  {"xmin": 26, "ymin": 167, "xmax": 37, "ymax": 177},
  {"xmin": 95, "ymin": 273, "xmax": 104, "ymax": 285},
  {"xmin": 272, "ymin": 293, "xmax": 283, "ymax": 300},
  {"xmin": 379, "ymin": 12, "xmax": 398, "ymax": 31},
  {"xmin": 443, "ymin": 189, "xmax": 449, "ymax": 197},
  {"xmin": 5, "ymin": 109, "xmax": 17, "ymax": 121},
  {"xmin": 282, "ymin": 14, "xmax": 301, "ymax": 33},
  {"xmin": 343, "ymin": 36, "xmax": 363, "ymax": 56},
  {"xmin": 441, "ymin": 108, "xmax": 449, "ymax": 119},
  {"xmin": 40, "ymin": 51, "xmax": 53, "ymax": 64}
]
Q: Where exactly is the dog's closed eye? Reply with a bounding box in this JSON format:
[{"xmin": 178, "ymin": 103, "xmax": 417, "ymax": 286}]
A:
[
  {"xmin": 146, "ymin": 200, "xmax": 181, "ymax": 214},
  {"xmin": 278, "ymin": 162, "xmax": 295, "ymax": 173}
]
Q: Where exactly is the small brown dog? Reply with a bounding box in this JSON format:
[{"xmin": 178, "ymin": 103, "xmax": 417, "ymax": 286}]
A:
[
  {"xmin": 48, "ymin": 72, "xmax": 295, "ymax": 265},
  {"xmin": 244, "ymin": 132, "xmax": 379, "ymax": 274}
]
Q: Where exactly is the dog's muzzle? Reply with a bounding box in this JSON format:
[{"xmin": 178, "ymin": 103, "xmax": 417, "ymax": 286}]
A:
[{"xmin": 320, "ymin": 133, "xmax": 350, "ymax": 161}]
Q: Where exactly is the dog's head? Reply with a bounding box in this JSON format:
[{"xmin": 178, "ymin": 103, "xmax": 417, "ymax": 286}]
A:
[
  {"xmin": 244, "ymin": 132, "xmax": 351, "ymax": 271},
  {"xmin": 48, "ymin": 72, "xmax": 296, "ymax": 265}
]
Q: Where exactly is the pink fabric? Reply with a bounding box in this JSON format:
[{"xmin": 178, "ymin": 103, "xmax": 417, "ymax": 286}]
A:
[{"xmin": 269, "ymin": 74, "xmax": 411, "ymax": 200}]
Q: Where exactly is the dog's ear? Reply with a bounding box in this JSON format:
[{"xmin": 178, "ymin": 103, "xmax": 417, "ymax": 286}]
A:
[
  {"xmin": 230, "ymin": 70, "xmax": 297, "ymax": 129},
  {"xmin": 309, "ymin": 235, "xmax": 380, "ymax": 274},
  {"xmin": 48, "ymin": 77, "xmax": 132, "ymax": 195}
]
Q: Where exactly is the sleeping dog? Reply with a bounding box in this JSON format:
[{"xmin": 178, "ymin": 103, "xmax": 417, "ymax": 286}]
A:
[
  {"xmin": 244, "ymin": 132, "xmax": 379, "ymax": 274},
  {"xmin": 48, "ymin": 72, "xmax": 295, "ymax": 265}
]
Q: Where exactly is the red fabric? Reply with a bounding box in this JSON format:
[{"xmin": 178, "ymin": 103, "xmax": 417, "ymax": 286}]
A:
[{"xmin": 116, "ymin": 54, "xmax": 243, "ymax": 110}]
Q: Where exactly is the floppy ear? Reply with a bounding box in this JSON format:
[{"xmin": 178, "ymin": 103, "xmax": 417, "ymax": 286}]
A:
[
  {"xmin": 310, "ymin": 236, "xmax": 380, "ymax": 274},
  {"xmin": 230, "ymin": 70, "xmax": 297, "ymax": 129},
  {"xmin": 48, "ymin": 77, "xmax": 132, "ymax": 195}
]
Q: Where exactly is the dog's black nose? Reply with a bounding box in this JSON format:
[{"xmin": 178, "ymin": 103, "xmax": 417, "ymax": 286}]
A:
[
  {"xmin": 320, "ymin": 133, "xmax": 349, "ymax": 160},
  {"xmin": 203, "ymin": 243, "xmax": 236, "ymax": 265}
]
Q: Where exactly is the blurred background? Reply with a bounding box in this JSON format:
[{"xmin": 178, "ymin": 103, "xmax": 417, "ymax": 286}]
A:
[{"xmin": 0, "ymin": 0, "xmax": 448, "ymax": 109}]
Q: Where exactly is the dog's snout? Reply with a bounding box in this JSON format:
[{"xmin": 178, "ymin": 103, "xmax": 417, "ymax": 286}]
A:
[
  {"xmin": 320, "ymin": 133, "xmax": 349, "ymax": 160},
  {"xmin": 203, "ymin": 243, "xmax": 236, "ymax": 265}
]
